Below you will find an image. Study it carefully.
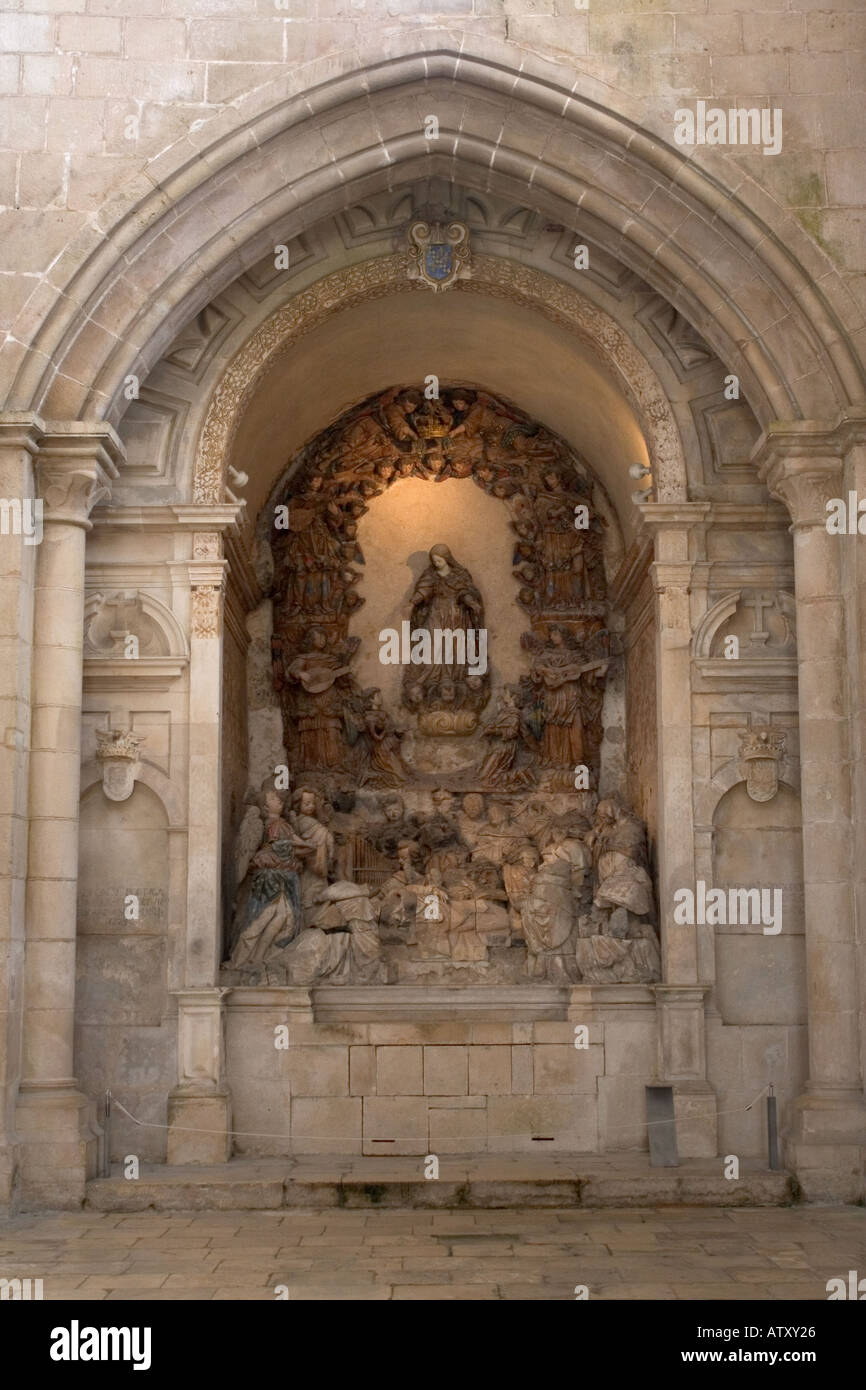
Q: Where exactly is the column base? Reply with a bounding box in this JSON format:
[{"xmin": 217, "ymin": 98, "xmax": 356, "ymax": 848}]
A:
[
  {"xmin": 672, "ymin": 1081, "xmax": 718, "ymax": 1159},
  {"xmin": 788, "ymin": 1090, "xmax": 866, "ymax": 1202},
  {"xmin": 15, "ymin": 1085, "xmax": 99, "ymax": 1209},
  {"xmin": 167, "ymin": 1088, "xmax": 231, "ymax": 1165}
]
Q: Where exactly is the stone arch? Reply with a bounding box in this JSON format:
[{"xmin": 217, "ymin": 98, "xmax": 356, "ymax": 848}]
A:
[
  {"xmin": 5, "ymin": 42, "xmax": 861, "ymax": 434},
  {"xmin": 692, "ymin": 592, "xmax": 742, "ymax": 661},
  {"xmin": 192, "ymin": 256, "xmax": 685, "ymax": 510},
  {"xmin": 80, "ymin": 760, "xmax": 186, "ymax": 831},
  {"xmin": 695, "ymin": 766, "xmax": 802, "ymax": 831},
  {"xmin": 83, "ymin": 591, "xmax": 189, "ymax": 659}
]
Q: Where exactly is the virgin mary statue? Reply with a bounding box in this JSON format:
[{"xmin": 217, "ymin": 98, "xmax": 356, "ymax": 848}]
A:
[{"xmin": 401, "ymin": 543, "xmax": 490, "ymax": 734}]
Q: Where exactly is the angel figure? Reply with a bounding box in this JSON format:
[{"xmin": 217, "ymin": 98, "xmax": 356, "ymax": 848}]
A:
[
  {"xmin": 285, "ymin": 627, "xmax": 360, "ymax": 770},
  {"xmin": 326, "ymin": 401, "xmax": 405, "ymax": 474},
  {"xmin": 522, "ymin": 626, "xmax": 608, "ymax": 770},
  {"xmin": 272, "ymin": 474, "xmax": 346, "ymax": 616},
  {"xmin": 533, "ymin": 469, "xmax": 594, "ymax": 607},
  {"xmin": 228, "ymin": 789, "xmax": 313, "ymax": 967},
  {"xmin": 379, "ymin": 388, "xmax": 420, "ymax": 446},
  {"xmin": 477, "ymin": 686, "xmax": 536, "ymax": 790},
  {"xmin": 360, "ymin": 689, "xmax": 409, "ymax": 786}
]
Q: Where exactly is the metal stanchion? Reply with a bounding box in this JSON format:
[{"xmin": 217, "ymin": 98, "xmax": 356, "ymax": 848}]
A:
[
  {"xmin": 102, "ymin": 1089, "xmax": 112, "ymax": 1178},
  {"xmin": 767, "ymin": 1083, "xmax": 781, "ymax": 1170}
]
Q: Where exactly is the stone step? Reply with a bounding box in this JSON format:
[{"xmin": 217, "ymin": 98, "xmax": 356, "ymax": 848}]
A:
[{"xmin": 84, "ymin": 1155, "xmax": 796, "ymax": 1211}]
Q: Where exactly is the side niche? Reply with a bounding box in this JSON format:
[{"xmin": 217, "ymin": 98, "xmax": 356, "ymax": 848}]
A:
[
  {"xmin": 223, "ymin": 386, "xmax": 655, "ymax": 992},
  {"xmin": 83, "ymin": 590, "xmax": 189, "ymax": 692}
]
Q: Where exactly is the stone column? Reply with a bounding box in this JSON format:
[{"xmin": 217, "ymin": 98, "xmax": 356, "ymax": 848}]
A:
[
  {"xmin": 0, "ymin": 415, "xmax": 43, "ymax": 1210},
  {"xmin": 15, "ymin": 426, "xmax": 120, "ymax": 1207},
  {"xmin": 641, "ymin": 505, "xmax": 717, "ymax": 1156},
  {"xmin": 167, "ymin": 536, "xmax": 232, "ymax": 1161},
  {"xmin": 756, "ymin": 421, "xmax": 866, "ymax": 1201}
]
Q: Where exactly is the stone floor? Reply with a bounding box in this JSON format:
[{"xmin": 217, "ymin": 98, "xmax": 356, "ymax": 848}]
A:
[{"xmin": 1, "ymin": 1204, "xmax": 863, "ymax": 1300}]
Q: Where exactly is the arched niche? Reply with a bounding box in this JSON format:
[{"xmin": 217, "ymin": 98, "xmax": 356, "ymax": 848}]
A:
[
  {"xmin": 223, "ymin": 382, "xmax": 656, "ymax": 993},
  {"xmin": 75, "ymin": 781, "xmax": 174, "ymax": 1162},
  {"xmin": 243, "ymin": 383, "xmax": 622, "ymax": 791}
]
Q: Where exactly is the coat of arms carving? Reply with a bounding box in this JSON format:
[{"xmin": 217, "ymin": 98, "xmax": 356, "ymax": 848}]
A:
[
  {"xmin": 738, "ymin": 726, "xmax": 786, "ymax": 803},
  {"xmin": 94, "ymin": 728, "xmax": 145, "ymax": 803},
  {"xmin": 407, "ymin": 220, "xmax": 470, "ymax": 291}
]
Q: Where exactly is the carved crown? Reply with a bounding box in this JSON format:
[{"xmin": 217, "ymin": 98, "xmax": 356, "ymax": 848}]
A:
[
  {"xmin": 416, "ymin": 414, "xmax": 451, "ymax": 439},
  {"xmin": 738, "ymin": 726, "xmax": 786, "ymax": 762},
  {"xmin": 94, "ymin": 728, "xmax": 145, "ymax": 762}
]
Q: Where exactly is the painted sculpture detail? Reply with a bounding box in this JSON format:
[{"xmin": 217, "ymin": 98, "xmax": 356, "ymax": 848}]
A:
[{"xmin": 225, "ymin": 387, "xmax": 658, "ymax": 987}]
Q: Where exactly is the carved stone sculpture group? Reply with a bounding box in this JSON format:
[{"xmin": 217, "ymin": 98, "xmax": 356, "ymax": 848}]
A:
[
  {"xmin": 225, "ymin": 386, "xmax": 659, "ymax": 988},
  {"xmin": 225, "ymin": 782, "xmax": 659, "ymax": 987},
  {"xmin": 268, "ymin": 387, "xmax": 610, "ymax": 789}
]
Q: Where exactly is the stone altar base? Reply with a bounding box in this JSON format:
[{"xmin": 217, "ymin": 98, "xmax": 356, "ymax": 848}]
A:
[
  {"xmin": 84, "ymin": 1154, "xmax": 795, "ymax": 1211},
  {"xmin": 222, "ymin": 984, "xmax": 716, "ymax": 1158}
]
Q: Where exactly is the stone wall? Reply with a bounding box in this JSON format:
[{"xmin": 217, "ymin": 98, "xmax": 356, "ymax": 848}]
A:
[
  {"xmin": 0, "ymin": 7, "xmax": 862, "ymax": 214},
  {"xmin": 75, "ymin": 782, "xmax": 174, "ymax": 1161},
  {"xmin": 1, "ymin": 4, "xmax": 864, "ymax": 369},
  {"xmin": 226, "ymin": 991, "xmax": 657, "ymax": 1157}
]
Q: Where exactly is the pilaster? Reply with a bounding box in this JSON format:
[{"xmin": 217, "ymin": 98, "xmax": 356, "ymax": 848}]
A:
[
  {"xmin": 167, "ymin": 989, "xmax": 231, "ymax": 1165},
  {"xmin": 15, "ymin": 424, "xmax": 122, "ymax": 1208},
  {"xmin": 639, "ymin": 504, "xmax": 717, "ymax": 1158},
  {"xmin": 0, "ymin": 414, "xmax": 44, "ymax": 1210}
]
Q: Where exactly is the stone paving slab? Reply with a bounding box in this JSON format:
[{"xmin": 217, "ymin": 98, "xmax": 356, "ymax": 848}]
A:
[{"xmin": 0, "ymin": 1204, "xmax": 863, "ymax": 1301}]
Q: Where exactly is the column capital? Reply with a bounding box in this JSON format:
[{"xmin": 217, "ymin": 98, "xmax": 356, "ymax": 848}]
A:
[
  {"xmin": 757, "ymin": 456, "xmax": 842, "ymax": 530},
  {"xmin": 751, "ymin": 412, "xmax": 866, "ymax": 529},
  {"xmin": 36, "ymin": 424, "xmax": 123, "ymax": 529}
]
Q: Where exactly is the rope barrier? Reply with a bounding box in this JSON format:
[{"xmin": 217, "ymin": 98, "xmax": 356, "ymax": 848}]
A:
[{"xmin": 106, "ymin": 1083, "xmax": 774, "ymax": 1146}]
